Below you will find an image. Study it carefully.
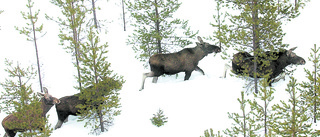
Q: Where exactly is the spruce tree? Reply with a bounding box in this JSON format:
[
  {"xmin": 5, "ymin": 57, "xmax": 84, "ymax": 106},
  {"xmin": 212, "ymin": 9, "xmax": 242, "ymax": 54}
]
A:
[
  {"xmin": 47, "ymin": 0, "xmax": 88, "ymax": 91},
  {"xmin": 224, "ymin": 91, "xmax": 260, "ymax": 137},
  {"xmin": 76, "ymin": 27, "xmax": 124, "ymax": 135},
  {"xmin": 213, "ymin": 0, "xmax": 309, "ymax": 93},
  {"xmin": 0, "ymin": 59, "xmax": 52, "ymax": 136},
  {"xmin": 300, "ymin": 44, "xmax": 320, "ymax": 123},
  {"xmin": 15, "ymin": 0, "xmax": 45, "ymax": 93},
  {"xmin": 126, "ymin": 0, "xmax": 198, "ymax": 66},
  {"xmin": 272, "ymin": 77, "xmax": 313, "ymax": 136}
]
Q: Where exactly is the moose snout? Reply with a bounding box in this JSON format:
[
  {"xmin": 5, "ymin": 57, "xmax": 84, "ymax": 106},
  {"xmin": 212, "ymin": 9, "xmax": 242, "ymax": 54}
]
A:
[{"xmin": 300, "ymin": 59, "xmax": 306, "ymax": 65}]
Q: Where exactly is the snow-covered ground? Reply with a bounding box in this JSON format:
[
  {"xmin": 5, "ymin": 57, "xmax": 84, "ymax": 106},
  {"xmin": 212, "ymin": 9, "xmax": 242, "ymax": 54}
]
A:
[{"xmin": 0, "ymin": 0, "xmax": 320, "ymax": 136}]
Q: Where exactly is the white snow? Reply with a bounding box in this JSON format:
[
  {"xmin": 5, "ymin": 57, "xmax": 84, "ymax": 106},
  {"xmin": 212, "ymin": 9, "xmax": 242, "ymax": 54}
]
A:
[{"xmin": 0, "ymin": 0, "xmax": 320, "ymax": 136}]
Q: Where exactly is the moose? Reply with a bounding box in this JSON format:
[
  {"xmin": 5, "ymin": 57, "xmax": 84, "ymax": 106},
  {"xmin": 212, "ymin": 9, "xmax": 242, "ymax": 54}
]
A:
[
  {"xmin": 2, "ymin": 87, "xmax": 60, "ymax": 137},
  {"xmin": 54, "ymin": 78, "xmax": 121, "ymax": 129},
  {"xmin": 54, "ymin": 93, "xmax": 85, "ymax": 129},
  {"xmin": 222, "ymin": 47, "xmax": 305, "ymax": 85},
  {"xmin": 139, "ymin": 36, "xmax": 221, "ymax": 91}
]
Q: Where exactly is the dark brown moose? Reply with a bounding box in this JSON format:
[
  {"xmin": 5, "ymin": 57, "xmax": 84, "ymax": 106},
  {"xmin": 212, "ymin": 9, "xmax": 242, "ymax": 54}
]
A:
[
  {"xmin": 54, "ymin": 93, "xmax": 84, "ymax": 129},
  {"xmin": 139, "ymin": 36, "xmax": 221, "ymax": 91},
  {"xmin": 2, "ymin": 87, "xmax": 60, "ymax": 137},
  {"xmin": 54, "ymin": 78, "xmax": 121, "ymax": 129},
  {"xmin": 230, "ymin": 47, "xmax": 305, "ymax": 85}
]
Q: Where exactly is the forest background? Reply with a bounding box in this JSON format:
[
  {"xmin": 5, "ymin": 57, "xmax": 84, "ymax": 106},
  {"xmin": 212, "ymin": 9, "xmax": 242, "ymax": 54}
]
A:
[{"xmin": 0, "ymin": 0, "xmax": 320, "ymax": 136}]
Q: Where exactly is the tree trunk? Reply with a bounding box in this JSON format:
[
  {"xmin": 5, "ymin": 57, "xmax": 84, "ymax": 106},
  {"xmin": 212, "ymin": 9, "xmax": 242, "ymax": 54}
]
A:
[
  {"xmin": 264, "ymin": 90, "xmax": 267, "ymax": 136},
  {"xmin": 70, "ymin": 2, "xmax": 82, "ymax": 91},
  {"xmin": 28, "ymin": 0, "xmax": 43, "ymax": 93},
  {"xmin": 252, "ymin": 0, "xmax": 259, "ymax": 93},
  {"xmin": 154, "ymin": 0, "xmax": 161, "ymax": 54},
  {"xmin": 91, "ymin": 0, "xmax": 98, "ymax": 28},
  {"xmin": 242, "ymin": 92, "xmax": 246, "ymax": 137},
  {"xmin": 122, "ymin": 0, "xmax": 126, "ymax": 31},
  {"xmin": 98, "ymin": 110, "xmax": 105, "ymax": 132},
  {"xmin": 314, "ymin": 45, "xmax": 317, "ymax": 123}
]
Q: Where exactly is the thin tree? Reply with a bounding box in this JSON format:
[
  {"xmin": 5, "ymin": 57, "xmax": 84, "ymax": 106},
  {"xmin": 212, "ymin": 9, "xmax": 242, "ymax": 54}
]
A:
[
  {"xmin": 210, "ymin": 0, "xmax": 228, "ymax": 60},
  {"xmin": 122, "ymin": 0, "xmax": 126, "ymax": 31},
  {"xmin": 90, "ymin": 0, "xmax": 99, "ymax": 28},
  {"xmin": 126, "ymin": 0, "xmax": 198, "ymax": 66},
  {"xmin": 76, "ymin": 27, "xmax": 124, "ymax": 135},
  {"xmin": 224, "ymin": 91, "xmax": 261, "ymax": 137},
  {"xmin": 249, "ymin": 75, "xmax": 276, "ymax": 136},
  {"xmin": 47, "ymin": 0, "xmax": 88, "ymax": 91},
  {"xmin": 300, "ymin": 44, "xmax": 320, "ymax": 123},
  {"xmin": 15, "ymin": 0, "xmax": 45, "ymax": 93},
  {"xmin": 272, "ymin": 77, "xmax": 314, "ymax": 136}
]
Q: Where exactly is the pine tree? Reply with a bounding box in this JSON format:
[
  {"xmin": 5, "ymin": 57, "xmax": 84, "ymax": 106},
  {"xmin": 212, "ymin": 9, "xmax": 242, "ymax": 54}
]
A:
[
  {"xmin": 209, "ymin": 0, "xmax": 228, "ymax": 60},
  {"xmin": 76, "ymin": 27, "xmax": 124, "ymax": 135},
  {"xmin": 224, "ymin": 91, "xmax": 260, "ymax": 137},
  {"xmin": 0, "ymin": 59, "xmax": 52, "ymax": 136},
  {"xmin": 47, "ymin": 0, "xmax": 89, "ymax": 91},
  {"xmin": 249, "ymin": 76, "xmax": 276, "ymax": 136},
  {"xmin": 150, "ymin": 108, "xmax": 168, "ymax": 127},
  {"xmin": 213, "ymin": 0, "xmax": 309, "ymax": 93},
  {"xmin": 272, "ymin": 77, "xmax": 313, "ymax": 136},
  {"xmin": 126, "ymin": 0, "xmax": 198, "ymax": 66},
  {"xmin": 15, "ymin": 0, "xmax": 45, "ymax": 93},
  {"xmin": 300, "ymin": 44, "xmax": 320, "ymax": 123}
]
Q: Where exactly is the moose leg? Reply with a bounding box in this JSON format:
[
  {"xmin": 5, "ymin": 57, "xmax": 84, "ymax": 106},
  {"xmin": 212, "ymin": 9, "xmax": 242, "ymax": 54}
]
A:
[
  {"xmin": 55, "ymin": 120, "xmax": 64, "ymax": 129},
  {"xmin": 184, "ymin": 71, "xmax": 192, "ymax": 80},
  {"xmin": 195, "ymin": 66, "xmax": 205, "ymax": 75},
  {"xmin": 64, "ymin": 116, "xmax": 69, "ymax": 123},
  {"xmin": 55, "ymin": 112, "xmax": 70, "ymax": 129},
  {"xmin": 139, "ymin": 72, "xmax": 155, "ymax": 91},
  {"xmin": 221, "ymin": 63, "xmax": 231, "ymax": 78},
  {"xmin": 152, "ymin": 77, "xmax": 158, "ymax": 83}
]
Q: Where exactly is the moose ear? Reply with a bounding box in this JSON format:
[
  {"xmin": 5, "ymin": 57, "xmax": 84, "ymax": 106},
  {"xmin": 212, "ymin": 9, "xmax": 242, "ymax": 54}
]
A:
[
  {"xmin": 54, "ymin": 98, "xmax": 61, "ymax": 104},
  {"xmin": 287, "ymin": 47, "xmax": 297, "ymax": 56},
  {"xmin": 197, "ymin": 36, "xmax": 204, "ymax": 44},
  {"xmin": 43, "ymin": 87, "xmax": 48, "ymax": 94},
  {"xmin": 289, "ymin": 47, "xmax": 297, "ymax": 51}
]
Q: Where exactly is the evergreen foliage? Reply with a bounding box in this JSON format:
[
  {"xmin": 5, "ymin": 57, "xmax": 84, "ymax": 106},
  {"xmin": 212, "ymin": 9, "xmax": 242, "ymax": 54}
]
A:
[
  {"xmin": 300, "ymin": 44, "xmax": 320, "ymax": 123},
  {"xmin": 249, "ymin": 76, "xmax": 276, "ymax": 136},
  {"xmin": 15, "ymin": 0, "xmax": 45, "ymax": 93},
  {"xmin": 76, "ymin": 27, "xmax": 124, "ymax": 135},
  {"xmin": 0, "ymin": 59, "xmax": 52, "ymax": 137},
  {"xmin": 126, "ymin": 0, "xmax": 198, "ymax": 66},
  {"xmin": 150, "ymin": 109, "xmax": 168, "ymax": 127},
  {"xmin": 200, "ymin": 128, "xmax": 223, "ymax": 137},
  {"xmin": 47, "ymin": 0, "xmax": 89, "ymax": 90},
  {"xmin": 224, "ymin": 91, "xmax": 260, "ymax": 137},
  {"xmin": 272, "ymin": 77, "xmax": 314, "ymax": 136},
  {"xmin": 209, "ymin": 0, "xmax": 228, "ymax": 60}
]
